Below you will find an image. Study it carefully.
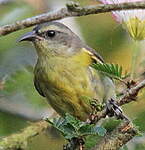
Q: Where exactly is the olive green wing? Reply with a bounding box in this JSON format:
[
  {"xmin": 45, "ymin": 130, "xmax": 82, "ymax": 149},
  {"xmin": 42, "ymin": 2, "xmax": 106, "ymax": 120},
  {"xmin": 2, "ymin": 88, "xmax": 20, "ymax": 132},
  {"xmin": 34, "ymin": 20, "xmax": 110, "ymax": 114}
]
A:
[
  {"xmin": 34, "ymin": 76, "xmax": 45, "ymax": 97},
  {"xmin": 83, "ymin": 45, "xmax": 104, "ymax": 63},
  {"xmin": 82, "ymin": 46, "xmax": 116, "ymax": 101}
]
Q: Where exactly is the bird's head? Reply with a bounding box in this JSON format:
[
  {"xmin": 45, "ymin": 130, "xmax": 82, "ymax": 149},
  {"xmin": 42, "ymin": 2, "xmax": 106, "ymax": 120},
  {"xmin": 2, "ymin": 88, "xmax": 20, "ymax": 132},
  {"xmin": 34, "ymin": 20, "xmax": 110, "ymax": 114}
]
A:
[{"xmin": 19, "ymin": 22, "xmax": 82, "ymax": 57}]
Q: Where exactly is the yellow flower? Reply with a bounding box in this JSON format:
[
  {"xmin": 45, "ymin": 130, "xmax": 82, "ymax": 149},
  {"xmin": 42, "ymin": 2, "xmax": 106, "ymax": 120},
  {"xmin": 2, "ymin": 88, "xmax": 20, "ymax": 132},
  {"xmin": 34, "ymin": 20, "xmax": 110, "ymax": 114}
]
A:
[
  {"xmin": 125, "ymin": 17, "xmax": 145, "ymax": 40},
  {"xmin": 100, "ymin": 0, "xmax": 145, "ymax": 40}
]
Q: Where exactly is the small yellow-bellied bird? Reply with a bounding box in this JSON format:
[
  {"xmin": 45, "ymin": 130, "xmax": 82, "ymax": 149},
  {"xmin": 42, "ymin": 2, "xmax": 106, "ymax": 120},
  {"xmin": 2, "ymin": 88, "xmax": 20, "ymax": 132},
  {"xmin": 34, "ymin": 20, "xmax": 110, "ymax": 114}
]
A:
[{"xmin": 19, "ymin": 22, "xmax": 115, "ymax": 121}]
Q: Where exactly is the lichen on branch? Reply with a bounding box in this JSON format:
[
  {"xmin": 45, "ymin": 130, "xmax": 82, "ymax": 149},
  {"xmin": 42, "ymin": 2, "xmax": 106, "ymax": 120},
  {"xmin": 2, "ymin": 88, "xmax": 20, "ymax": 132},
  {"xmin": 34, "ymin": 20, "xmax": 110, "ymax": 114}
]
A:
[{"xmin": 0, "ymin": 121, "xmax": 49, "ymax": 150}]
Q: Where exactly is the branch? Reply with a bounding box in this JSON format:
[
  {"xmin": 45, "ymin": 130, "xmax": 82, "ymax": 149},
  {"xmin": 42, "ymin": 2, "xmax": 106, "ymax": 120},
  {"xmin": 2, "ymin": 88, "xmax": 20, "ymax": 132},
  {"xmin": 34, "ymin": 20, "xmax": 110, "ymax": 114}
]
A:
[
  {"xmin": 89, "ymin": 79, "xmax": 145, "ymax": 150},
  {"xmin": 1, "ymin": 1, "xmax": 145, "ymax": 36},
  {"xmin": 0, "ymin": 121, "xmax": 49, "ymax": 150},
  {"xmin": 92, "ymin": 122, "xmax": 138, "ymax": 150},
  {"xmin": 117, "ymin": 79, "xmax": 145, "ymax": 105},
  {"xmin": 0, "ymin": 97, "xmax": 54, "ymax": 121},
  {"xmin": 95, "ymin": 79, "xmax": 145, "ymax": 122}
]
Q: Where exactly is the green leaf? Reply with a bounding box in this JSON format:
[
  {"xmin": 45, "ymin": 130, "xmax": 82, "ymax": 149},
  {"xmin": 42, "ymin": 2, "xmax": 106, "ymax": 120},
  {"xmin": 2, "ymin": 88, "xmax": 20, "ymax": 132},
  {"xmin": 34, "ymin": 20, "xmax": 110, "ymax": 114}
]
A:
[
  {"xmin": 46, "ymin": 114, "xmax": 106, "ymax": 140},
  {"xmin": 79, "ymin": 124, "xmax": 106, "ymax": 136},
  {"xmin": 46, "ymin": 115, "xmax": 79, "ymax": 139},
  {"xmin": 79, "ymin": 124, "xmax": 95, "ymax": 136},
  {"xmin": 47, "ymin": 117, "xmax": 66, "ymax": 134},
  {"xmin": 94, "ymin": 126, "xmax": 106, "ymax": 136},
  {"xmin": 92, "ymin": 63, "xmax": 128, "ymax": 81},
  {"xmin": 65, "ymin": 113, "xmax": 83, "ymax": 130}
]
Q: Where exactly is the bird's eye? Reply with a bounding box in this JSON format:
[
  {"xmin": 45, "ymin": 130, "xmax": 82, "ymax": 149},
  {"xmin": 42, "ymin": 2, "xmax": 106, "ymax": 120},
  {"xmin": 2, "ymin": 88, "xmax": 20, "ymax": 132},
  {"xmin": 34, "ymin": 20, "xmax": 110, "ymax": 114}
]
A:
[{"xmin": 46, "ymin": 30, "xmax": 56, "ymax": 37}]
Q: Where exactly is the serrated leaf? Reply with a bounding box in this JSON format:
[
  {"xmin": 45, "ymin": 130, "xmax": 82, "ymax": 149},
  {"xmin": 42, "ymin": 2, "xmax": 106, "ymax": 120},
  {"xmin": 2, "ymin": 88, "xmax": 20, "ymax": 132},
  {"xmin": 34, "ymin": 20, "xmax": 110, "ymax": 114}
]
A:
[
  {"xmin": 53, "ymin": 118, "xmax": 65, "ymax": 128},
  {"xmin": 79, "ymin": 124, "xmax": 95, "ymax": 136},
  {"xmin": 94, "ymin": 126, "xmax": 106, "ymax": 136},
  {"xmin": 46, "ymin": 115, "xmax": 79, "ymax": 139},
  {"xmin": 79, "ymin": 124, "xmax": 106, "ymax": 136},
  {"xmin": 65, "ymin": 113, "xmax": 82, "ymax": 130},
  {"xmin": 92, "ymin": 63, "xmax": 127, "ymax": 81},
  {"xmin": 63, "ymin": 124, "xmax": 78, "ymax": 139},
  {"xmin": 46, "ymin": 114, "xmax": 106, "ymax": 140},
  {"xmin": 47, "ymin": 117, "xmax": 66, "ymax": 134}
]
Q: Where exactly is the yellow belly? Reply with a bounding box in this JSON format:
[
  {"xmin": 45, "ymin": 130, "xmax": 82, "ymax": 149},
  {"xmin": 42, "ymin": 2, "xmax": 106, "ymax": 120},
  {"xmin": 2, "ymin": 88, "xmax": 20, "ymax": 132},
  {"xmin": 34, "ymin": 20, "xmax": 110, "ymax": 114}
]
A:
[
  {"xmin": 34, "ymin": 51, "xmax": 109, "ymax": 121},
  {"xmin": 34, "ymin": 58, "xmax": 98, "ymax": 121}
]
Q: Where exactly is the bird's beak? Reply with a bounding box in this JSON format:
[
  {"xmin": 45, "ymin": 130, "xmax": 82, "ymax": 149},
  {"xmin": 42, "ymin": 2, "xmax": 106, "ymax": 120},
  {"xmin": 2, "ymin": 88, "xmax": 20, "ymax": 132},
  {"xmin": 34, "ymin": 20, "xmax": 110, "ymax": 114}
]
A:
[{"xmin": 18, "ymin": 31, "xmax": 37, "ymax": 42}]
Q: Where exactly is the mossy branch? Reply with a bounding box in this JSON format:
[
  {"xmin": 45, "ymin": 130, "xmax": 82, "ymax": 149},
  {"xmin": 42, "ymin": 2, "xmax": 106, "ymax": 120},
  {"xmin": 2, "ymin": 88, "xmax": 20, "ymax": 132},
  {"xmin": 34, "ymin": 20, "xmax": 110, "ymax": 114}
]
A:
[{"xmin": 0, "ymin": 121, "xmax": 49, "ymax": 150}]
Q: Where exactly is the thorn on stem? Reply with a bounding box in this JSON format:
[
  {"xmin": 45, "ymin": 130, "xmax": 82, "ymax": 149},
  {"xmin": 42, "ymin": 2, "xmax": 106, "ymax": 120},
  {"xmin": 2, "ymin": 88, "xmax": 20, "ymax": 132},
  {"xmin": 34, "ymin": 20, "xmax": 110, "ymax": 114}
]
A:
[{"xmin": 126, "ymin": 80, "xmax": 137, "ymax": 89}]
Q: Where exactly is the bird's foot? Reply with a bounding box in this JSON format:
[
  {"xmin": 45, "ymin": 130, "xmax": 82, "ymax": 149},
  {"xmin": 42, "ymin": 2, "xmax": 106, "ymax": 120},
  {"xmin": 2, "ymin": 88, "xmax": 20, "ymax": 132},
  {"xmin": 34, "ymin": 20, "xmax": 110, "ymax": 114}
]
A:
[{"xmin": 106, "ymin": 99, "xmax": 129, "ymax": 122}]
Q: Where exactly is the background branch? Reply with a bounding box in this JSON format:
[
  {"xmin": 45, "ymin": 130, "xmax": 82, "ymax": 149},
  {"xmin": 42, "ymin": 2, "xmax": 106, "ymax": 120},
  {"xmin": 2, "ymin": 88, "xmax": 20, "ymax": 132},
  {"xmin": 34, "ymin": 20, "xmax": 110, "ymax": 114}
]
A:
[
  {"xmin": 0, "ymin": 97, "xmax": 54, "ymax": 121},
  {"xmin": 0, "ymin": 121, "xmax": 49, "ymax": 150},
  {"xmin": 0, "ymin": 1, "xmax": 145, "ymax": 36}
]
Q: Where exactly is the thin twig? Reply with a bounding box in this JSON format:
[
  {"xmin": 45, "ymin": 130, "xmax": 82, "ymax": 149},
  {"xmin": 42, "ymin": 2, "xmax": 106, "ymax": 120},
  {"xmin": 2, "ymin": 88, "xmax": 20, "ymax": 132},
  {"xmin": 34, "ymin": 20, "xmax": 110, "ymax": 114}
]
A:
[
  {"xmin": 1, "ymin": 1, "xmax": 145, "ymax": 36},
  {"xmin": 95, "ymin": 79, "xmax": 145, "ymax": 121},
  {"xmin": 117, "ymin": 79, "xmax": 145, "ymax": 105}
]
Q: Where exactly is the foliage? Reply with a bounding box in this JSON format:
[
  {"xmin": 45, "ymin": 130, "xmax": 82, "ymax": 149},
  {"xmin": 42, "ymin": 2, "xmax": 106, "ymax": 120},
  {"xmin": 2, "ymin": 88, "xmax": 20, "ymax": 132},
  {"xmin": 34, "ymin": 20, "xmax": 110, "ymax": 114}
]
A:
[
  {"xmin": 92, "ymin": 63, "xmax": 128, "ymax": 81},
  {"xmin": 102, "ymin": 118, "xmax": 121, "ymax": 133},
  {"xmin": 46, "ymin": 113, "xmax": 106, "ymax": 140}
]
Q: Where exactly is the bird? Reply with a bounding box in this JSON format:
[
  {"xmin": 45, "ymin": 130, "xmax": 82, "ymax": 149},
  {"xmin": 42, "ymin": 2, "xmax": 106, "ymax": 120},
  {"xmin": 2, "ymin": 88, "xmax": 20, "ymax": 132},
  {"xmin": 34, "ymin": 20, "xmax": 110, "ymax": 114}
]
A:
[{"xmin": 19, "ymin": 21, "xmax": 115, "ymax": 121}]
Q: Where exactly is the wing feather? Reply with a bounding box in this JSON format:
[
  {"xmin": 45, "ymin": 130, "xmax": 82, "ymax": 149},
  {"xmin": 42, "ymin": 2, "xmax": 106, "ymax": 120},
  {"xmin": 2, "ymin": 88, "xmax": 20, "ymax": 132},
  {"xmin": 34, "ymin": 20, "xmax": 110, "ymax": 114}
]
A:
[
  {"xmin": 34, "ymin": 76, "xmax": 45, "ymax": 97},
  {"xmin": 82, "ymin": 45, "xmax": 104, "ymax": 64},
  {"xmin": 82, "ymin": 46, "xmax": 116, "ymax": 101}
]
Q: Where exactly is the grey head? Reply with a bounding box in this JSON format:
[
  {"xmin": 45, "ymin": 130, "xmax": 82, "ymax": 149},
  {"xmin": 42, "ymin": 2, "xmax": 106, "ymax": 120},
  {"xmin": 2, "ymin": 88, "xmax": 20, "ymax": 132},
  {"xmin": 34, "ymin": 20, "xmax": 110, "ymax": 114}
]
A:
[
  {"xmin": 19, "ymin": 21, "xmax": 104, "ymax": 62},
  {"xmin": 19, "ymin": 22, "xmax": 84, "ymax": 57}
]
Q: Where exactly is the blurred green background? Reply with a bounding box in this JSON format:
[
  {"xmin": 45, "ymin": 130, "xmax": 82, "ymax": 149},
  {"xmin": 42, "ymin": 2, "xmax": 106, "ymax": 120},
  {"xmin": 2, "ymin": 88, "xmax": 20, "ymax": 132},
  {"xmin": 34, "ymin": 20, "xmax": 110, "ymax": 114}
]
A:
[{"xmin": 0, "ymin": 0, "xmax": 145, "ymax": 149}]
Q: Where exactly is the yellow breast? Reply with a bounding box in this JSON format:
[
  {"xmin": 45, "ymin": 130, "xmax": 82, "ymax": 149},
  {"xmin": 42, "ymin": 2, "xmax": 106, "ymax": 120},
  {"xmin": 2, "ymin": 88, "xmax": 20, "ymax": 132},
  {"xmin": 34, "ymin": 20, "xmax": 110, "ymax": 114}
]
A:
[{"xmin": 34, "ymin": 49, "xmax": 95, "ymax": 120}]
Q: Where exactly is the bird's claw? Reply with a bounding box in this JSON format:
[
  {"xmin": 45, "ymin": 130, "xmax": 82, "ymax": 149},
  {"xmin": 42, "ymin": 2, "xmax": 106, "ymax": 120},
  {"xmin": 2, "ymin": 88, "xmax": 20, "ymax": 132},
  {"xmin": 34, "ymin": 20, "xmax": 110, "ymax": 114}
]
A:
[{"xmin": 106, "ymin": 99, "xmax": 129, "ymax": 121}]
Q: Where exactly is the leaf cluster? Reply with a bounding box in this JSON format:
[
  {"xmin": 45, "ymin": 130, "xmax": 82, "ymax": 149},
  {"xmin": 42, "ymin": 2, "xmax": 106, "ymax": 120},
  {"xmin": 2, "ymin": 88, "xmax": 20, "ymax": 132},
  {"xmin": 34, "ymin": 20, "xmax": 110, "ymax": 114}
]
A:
[
  {"xmin": 46, "ymin": 113, "xmax": 106, "ymax": 140},
  {"xmin": 92, "ymin": 63, "xmax": 128, "ymax": 81}
]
